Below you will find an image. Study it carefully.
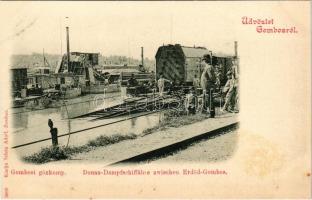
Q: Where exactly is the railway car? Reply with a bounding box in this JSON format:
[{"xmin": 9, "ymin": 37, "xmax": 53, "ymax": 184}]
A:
[{"xmin": 155, "ymin": 44, "xmax": 235, "ymax": 87}]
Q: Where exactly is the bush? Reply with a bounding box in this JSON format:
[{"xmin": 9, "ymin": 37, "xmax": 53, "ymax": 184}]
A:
[
  {"xmin": 163, "ymin": 109, "xmax": 185, "ymax": 118},
  {"xmin": 23, "ymin": 133, "xmax": 138, "ymax": 164},
  {"xmin": 141, "ymin": 110, "xmax": 208, "ymax": 136},
  {"xmin": 87, "ymin": 133, "xmax": 137, "ymax": 147},
  {"xmin": 23, "ymin": 146, "xmax": 69, "ymax": 164}
]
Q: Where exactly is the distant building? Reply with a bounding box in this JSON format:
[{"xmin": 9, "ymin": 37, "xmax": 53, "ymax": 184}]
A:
[
  {"xmin": 11, "ymin": 67, "xmax": 28, "ymax": 95},
  {"xmin": 27, "ymin": 67, "xmax": 57, "ymax": 89}
]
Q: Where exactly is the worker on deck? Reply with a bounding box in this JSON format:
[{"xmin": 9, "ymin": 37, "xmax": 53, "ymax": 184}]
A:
[
  {"xmin": 157, "ymin": 73, "xmax": 171, "ymax": 97},
  {"xmin": 127, "ymin": 73, "xmax": 138, "ymax": 87},
  {"xmin": 200, "ymin": 56, "xmax": 216, "ymax": 117}
]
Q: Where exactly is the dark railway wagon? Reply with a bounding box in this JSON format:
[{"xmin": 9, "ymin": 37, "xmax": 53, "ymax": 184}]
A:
[{"xmin": 155, "ymin": 44, "xmax": 235, "ymax": 87}]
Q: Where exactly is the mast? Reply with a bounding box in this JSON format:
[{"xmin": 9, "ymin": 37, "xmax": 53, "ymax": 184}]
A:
[
  {"xmin": 66, "ymin": 25, "xmax": 70, "ymax": 72},
  {"xmin": 141, "ymin": 47, "xmax": 144, "ymax": 68},
  {"xmin": 234, "ymin": 41, "xmax": 239, "ymax": 74},
  {"xmin": 59, "ymin": 18, "xmax": 63, "ymax": 57},
  {"xmin": 234, "ymin": 41, "xmax": 238, "ymax": 58},
  {"xmin": 43, "ymin": 48, "xmax": 45, "ymax": 68}
]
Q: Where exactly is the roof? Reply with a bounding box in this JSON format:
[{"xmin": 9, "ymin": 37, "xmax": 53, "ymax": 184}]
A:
[
  {"xmin": 101, "ymin": 68, "xmax": 139, "ymax": 74},
  {"xmin": 212, "ymin": 52, "xmax": 235, "ymax": 58},
  {"xmin": 34, "ymin": 67, "xmax": 50, "ymax": 70},
  {"xmin": 11, "ymin": 66, "xmax": 28, "ymax": 70},
  {"xmin": 100, "ymin": 64, "xmax": 139, "ymax": 70},
  {"xmin": 156, "ymin": 44, "xmax": 235, "ymax": 59},
  {"xmin": 71, "ymin": 52, "xmax": 99, "ymax": 55},
  {"xmin": 181, "ymin": 46, "xmax": 210, "ymax": 58}
]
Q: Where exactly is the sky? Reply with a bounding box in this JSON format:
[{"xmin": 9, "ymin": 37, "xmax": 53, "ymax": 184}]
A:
[{"xmin": 0, "ymin": 2, "xmax": 241, "ymax": 59}]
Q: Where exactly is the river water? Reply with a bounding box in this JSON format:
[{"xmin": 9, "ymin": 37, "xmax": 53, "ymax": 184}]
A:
[{"xmin": 11, "ymin": 92, "xmax": 162, "ymax": 157}]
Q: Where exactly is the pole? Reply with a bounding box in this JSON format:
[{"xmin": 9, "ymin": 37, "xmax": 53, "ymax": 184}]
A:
[
  {"xmin": 141, "ymin": 47, "xmax": 144, "ymax": 68},
  {"xmin": 234, "ymin": 41, "xmax": 239, "ymax": 73},
  {"xmin": 170, "ymin": 14, "xmax": 173, "ymax": 43},
  {"xmin": 65, "ymin": 18, "xmax": 72, "ymax": 146},
  {"xmin": 66, "ymin": 26, "xmax": 70, "ymax": 72},
  {"xmin": 234, "ymin": 41, "xmax": 238, "ymax": 58},
  {"xmin": 219, "ymin": 88, "xmax": 222, "ymax": 111},
  {"xmin": 43, "ymin": 48, "xmax": 45, "ymax": 68},
  {"xmin": 59, "ymin": 18, "xmax": 63, "ymax": 57}
]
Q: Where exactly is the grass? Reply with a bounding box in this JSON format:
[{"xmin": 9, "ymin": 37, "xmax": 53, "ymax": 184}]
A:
[
  {"xmin": 86, "ymin": 133, "xmax": 137, "ymax": 147},
  {"xmin": 23, "ymin": 110, "xmax": 208, "ymax": 164},
  {"xmin": 23, "ymin": 133, "xmax": 137, "ymax": 164},
  {"xmin": 141, "ymin": 109, "xmax": 209, "ymax": 136}
]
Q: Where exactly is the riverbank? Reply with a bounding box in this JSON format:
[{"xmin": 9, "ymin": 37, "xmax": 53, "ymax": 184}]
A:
[
  {"xmin": 22, "ymin": 110, "xmax": 208, "ymax": 164},
  {"xmin": 23, "ymin": 110, "xmax": 238, "ymax": 164}
]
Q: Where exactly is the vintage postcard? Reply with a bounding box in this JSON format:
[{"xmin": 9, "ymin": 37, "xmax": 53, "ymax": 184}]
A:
[{"xmin": 0, "ymin": 1, "xmax": 311, "ymax": 198}]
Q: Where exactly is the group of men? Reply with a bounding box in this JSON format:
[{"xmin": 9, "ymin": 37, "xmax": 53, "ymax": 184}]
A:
[
  {"xmin": 184, "ymin": 56, "xmax": 239, "ymax": 117},
  {"xmin": 127, "ymin": 56, "xmax": 239, "ymax": 116},
  {"xmin": 199, "ymin": 56, "xmax": 239, "ymax": 115}
]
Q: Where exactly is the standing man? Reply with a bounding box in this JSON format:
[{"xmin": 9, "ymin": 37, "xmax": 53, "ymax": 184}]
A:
[
  {"xmin": 200, "ymin": 56, "xmax": 216, "ymax": 117},
  {"xmin": 157, "ymin": 73, "xmax": 171, "ymax": 97}
]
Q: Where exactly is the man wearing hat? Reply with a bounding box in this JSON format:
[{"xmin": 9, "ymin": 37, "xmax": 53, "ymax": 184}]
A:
[{"xmin": 200, "ymin": 56, "xmax": 216, "ymax": 117}]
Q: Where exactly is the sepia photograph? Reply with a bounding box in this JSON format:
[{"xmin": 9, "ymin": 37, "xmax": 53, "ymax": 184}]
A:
[
  {"xmin": 0, "ymin": 1, "xmax": 310, "ymax": 198},
  {"xmin": 10, "ymin": 7, "xmax": 239, "ymax": 165}
]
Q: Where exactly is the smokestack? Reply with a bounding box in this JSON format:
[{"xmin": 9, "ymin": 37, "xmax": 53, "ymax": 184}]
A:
[
  {"xmin": 141, "ymin": 47, "xmax": 144, "ymax": 67},
  {"xmin": 66, "ymin": 26, "xmax": 70, "ymax": 72},
  {"xmin": 234, "ymin": 41, "xmax": 238, "ymax": 58}
]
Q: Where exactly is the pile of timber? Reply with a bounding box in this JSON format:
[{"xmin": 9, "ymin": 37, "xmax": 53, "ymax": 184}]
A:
[{"xmin": 72, "ymin": 96, "xmax": 178, "ymax": 121}]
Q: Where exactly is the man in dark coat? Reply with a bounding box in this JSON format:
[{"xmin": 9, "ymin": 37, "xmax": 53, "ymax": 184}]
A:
[{"xmin": 200, "ymin": 56, "xmax": 216, "ymax": 117}]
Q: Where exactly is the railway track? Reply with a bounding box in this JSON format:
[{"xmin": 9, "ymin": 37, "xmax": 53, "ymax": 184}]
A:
[{"xmin": 108, "ymin": 121, "xmax": 238, "ymax": 166}]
